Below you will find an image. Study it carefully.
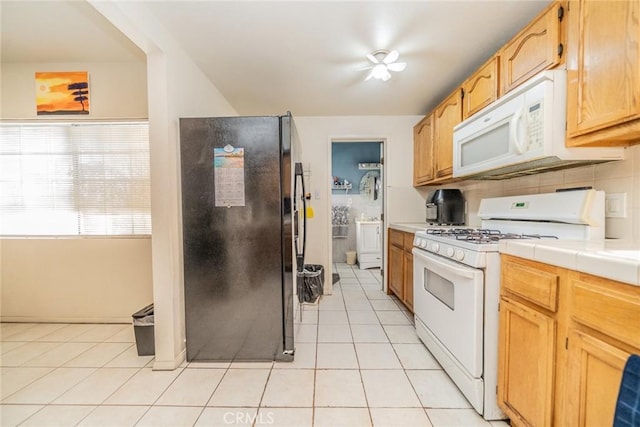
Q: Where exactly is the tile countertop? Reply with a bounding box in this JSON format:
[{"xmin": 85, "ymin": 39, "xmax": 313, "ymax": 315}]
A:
[
  {"xmin": 499, "ymin": 239, "xmax": 640, "ymax": 287},
  {"xmin": 388, "ymin": 223, "xmax": 431, "ymax": 234}
]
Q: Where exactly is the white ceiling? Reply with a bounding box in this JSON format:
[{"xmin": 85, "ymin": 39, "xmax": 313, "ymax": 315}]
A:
[{"xmin": 1, "ymin": 0, "xmax": 551, "ymax": 116}]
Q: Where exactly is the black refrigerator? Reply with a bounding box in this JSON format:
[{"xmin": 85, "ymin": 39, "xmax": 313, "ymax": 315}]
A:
[{"xmin": 179, "ymin": 113, "xmax": 306, "ymax": 362}]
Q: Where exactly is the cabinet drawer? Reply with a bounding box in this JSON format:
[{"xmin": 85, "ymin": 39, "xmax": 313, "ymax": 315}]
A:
[
  {"xmin": 502, "ymin": 256, "xmax": 559, "ymax": 312},
  {"xmin": 359, "ymin": 253, "xmax": 381, "ymax": 263},
  {"xmin": 389, "ymin": 229, "xmax": 404, "ymax": 247},
  {"xmin": 570, "ymin": 273, "xmax": 640, "ymax": 349}
]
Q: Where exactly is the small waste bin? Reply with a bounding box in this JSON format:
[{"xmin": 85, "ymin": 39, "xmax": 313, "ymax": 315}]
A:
[
  {"xmin": 298, "ymin": 264, "xmax": 324, "ymax": 304},
  {"xmin": 346, "ymin": 251, "xmax": 357, "ymax": 265},
  {"xmin": 132, "ymin": 303, "xmax": 155, "ymax": 356}
]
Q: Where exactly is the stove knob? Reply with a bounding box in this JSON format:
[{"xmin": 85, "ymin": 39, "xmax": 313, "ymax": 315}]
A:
[
  {"xmin": 420, "ymin": 239, "xmax": 428, "ymax": 249},
  {"xmin": 430, "ymin": 243, "xmax": 440, "ymax": 253},
  {"xmin": 446, "ymin": 247, "xmax": 455, "ymax": 257},
  {"xmin": 455, "ymin": 249, "xmax": 465, "ymax": 261}
]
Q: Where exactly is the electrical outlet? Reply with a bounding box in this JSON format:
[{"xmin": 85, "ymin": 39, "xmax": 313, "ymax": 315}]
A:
[
  {"xmin": 605, "ymin": 193, "xmax": 627, "ymax": 218},
  {"xmin": 314, "ymin": 189, "xmax": 320, "ymax": 200}
]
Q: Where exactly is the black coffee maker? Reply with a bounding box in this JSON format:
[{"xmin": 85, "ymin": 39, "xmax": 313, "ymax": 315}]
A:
[{"xmin": 425, "ymin": 189, "xmax": 465, "ymax": 225}]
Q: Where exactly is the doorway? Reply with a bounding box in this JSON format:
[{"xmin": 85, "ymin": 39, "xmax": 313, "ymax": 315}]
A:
[{"xmin": 330, "ymin": 140, "xmax": 384, "ymax": 286}]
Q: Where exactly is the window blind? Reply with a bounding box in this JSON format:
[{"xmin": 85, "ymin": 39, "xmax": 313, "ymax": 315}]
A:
[{"xmin": 0, "ymin": 121, "xmax": 151, "ymax": 236}]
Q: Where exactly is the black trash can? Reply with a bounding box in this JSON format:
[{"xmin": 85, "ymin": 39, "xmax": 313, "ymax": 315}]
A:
[
  {"xmin": 298, "ymin": 264, "xmax": 324, "ymax": 304},
  {"xmin": 132, "ymin": 303, "xmax": 155, "ymax": 356}
]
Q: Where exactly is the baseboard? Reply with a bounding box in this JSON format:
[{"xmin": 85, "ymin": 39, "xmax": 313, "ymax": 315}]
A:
[
  {"xmin": 153, "ymin": 347, "xmax": 186, "ymax": 371},
  {"xmin": 0, "ymin": 316, "xmax": 130, "ymax": 324}
]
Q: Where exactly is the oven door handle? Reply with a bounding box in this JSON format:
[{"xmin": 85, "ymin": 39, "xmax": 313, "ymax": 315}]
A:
[{"xmin": 412, "ymin": 248, "xmax": 478, "ymax": 279}]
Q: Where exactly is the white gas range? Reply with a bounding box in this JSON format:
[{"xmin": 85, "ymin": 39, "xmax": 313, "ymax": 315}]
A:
[{"xmin": 412, "ymin": 189, "xmax": 605, "ymax": 420}]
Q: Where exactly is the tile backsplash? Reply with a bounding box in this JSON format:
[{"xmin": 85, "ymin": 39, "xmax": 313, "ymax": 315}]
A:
[{"xmin": 440, "ymin": 144, "xmax": 640, "ymax": 240}]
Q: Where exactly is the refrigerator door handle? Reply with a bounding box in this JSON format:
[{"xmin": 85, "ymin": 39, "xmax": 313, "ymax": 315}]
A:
[
  {"xmin": 294, "ymin": 163, "xmax": 306, "ymax": 271},
  {"xmin": 301, "ymin": 174, "xmax": 307, "ymax": 269}
]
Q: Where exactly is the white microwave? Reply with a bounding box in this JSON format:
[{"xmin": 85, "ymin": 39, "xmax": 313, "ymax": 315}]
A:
[{"xmin": 453, "ymin": 70, "xmax": 625, "ymax": 179}]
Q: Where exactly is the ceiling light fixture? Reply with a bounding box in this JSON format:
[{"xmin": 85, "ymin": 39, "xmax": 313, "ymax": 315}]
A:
[{"xmin": 365, "ymin": 49, "xmax": 407, "ymax": 82}]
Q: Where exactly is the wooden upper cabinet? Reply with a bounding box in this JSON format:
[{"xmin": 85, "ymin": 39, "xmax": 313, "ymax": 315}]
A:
[
  {"xmin": 413, "ymin": 114, "xmax": 434, "ymax": 186},
  {"xmin": 462, "ymin": 55, "xmax": 499, "ymax": 119},
  {"xmin": 434, "ymin": 88, "xmax": 463, "ymax": 180},
  {"xmin": 566, "ymin": 0, "xmax": 640, "ymax": 147},
  {"xmin": 500, "ymin": 2, "xmax": 564, "ymax": 95}
]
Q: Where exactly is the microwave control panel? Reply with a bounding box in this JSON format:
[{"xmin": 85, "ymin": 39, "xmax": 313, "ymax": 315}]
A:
[{"xmin": 527, "ymin": 101, "xmax": 543, "ymax": 151}]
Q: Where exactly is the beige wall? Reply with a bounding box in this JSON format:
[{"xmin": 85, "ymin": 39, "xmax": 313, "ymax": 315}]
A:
[
  {"xmin": 0, "ymin": 238, "xmax": 153, "ymax": 322},
  {"xmin": 0, "ymin": 58, "xmax": 153, "ymax": 323},
  {"xmin": 1, "ymin": 61, "xmax": 148, "ymax": 120},
  {"xmin": 295, "ymin": 115, "xmax": 425, "ymax": 291},
  {"xmin": 89, "ymin": 0, "xmax": 238, "ymax": 370},
  {"xmin": 431, "ymin": 144, "xmax": 640, "ymax": 240}
]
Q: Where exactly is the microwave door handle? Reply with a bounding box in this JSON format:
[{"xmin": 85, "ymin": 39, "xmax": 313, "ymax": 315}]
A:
[{"xmin": 509, "ymin": 107, "xmax": 527, "ymax": 154}]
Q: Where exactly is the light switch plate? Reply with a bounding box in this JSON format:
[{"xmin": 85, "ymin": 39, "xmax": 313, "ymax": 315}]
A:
[{"xmin": 605, "ymin": 193, "xmax": 627, "ymax": 218}]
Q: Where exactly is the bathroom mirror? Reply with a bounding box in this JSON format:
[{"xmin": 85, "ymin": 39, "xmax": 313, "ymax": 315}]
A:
[{"xmin": 359, "ymin": 171, "xmax": 381, "ymax": 201}]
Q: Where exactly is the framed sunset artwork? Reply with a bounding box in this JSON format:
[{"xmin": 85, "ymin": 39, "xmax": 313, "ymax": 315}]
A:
[{"xmin": 35, "ymin": 71, "xmax": 90, "ymax": 115}]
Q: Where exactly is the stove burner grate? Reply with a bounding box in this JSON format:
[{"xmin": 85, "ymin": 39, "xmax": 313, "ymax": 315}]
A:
[
  {"xmin": 426, "ymin": 228, "xmax": 479, "ymax": 236},
  {"xmin": 456, "ymin": 231, "xmax": 559, "ymax": 244},
  {"xmin": 423, "ymin": 227, "xmax": 558, "ymax": 244}
]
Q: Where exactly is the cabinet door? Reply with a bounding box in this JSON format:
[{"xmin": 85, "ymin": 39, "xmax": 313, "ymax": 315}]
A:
[
  {"xmin": 389, "ymin": 229, "xmax": 404, "ymax": 248},
  {"xmin": 413, "ymin": 114, "xmax": 435, "ymax": 186},
  {"xmin": 500, "ymin": 2, "xmax": 564, "ymax": 94},
  {"xmin": 359, "ymin": 223, "xmax": 381, "ymax": 255},
  {"xmin": 403, "ymin": 249, "xmax": 413, "ymax": 312},
  {"xmin": 498, "ymin": 297, "xmax": 556, "ymax": 427},
  {"xmin": 564, "ymin": 330, "xmax": 629, "ymax": 427},
  {"xmin": 388, "ymin": 244, "xmax": 404, "ymax": 299},
  {"xmin": 566, "ymin": 0, "xmax": 640, "ymax": 146},
  {"xmin": 434, "ymin": 88, "xmax": 462, "ymax": 180},
  {"xmin": 462, "ymin": 56, "xmax": 499, "ymax": 119}
]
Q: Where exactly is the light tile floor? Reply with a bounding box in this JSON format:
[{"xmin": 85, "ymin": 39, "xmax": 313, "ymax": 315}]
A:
[{"xmin": 0, "ymin": 263, "xmax": 510, "ymax": 426}]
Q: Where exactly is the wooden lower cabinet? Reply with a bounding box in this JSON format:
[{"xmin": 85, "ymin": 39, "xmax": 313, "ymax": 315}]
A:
[
  {"xmin": 498, "ymin": 297, "xmax": 556, "ymax": 427},
  {"xmin": 387, "ymin": 228, "xmax": 414, "ymax": 312},
  {"xmin": 388, "ymin": 244, "xmax": 404, "ymax": 298},
  {"xmin": 565, "ymin": 330, "xmax": 629, "ymax": 427},
  {"xmin": 403, "ymin": 249, "xmax": 413, "ymax": 312},
  {"xmin": 563, "ymin": 272, "xmax": 640, "ymax": 426},
  {"xmin": 498, "ymin": 255, "xmax": 640, "ymax": 427}
]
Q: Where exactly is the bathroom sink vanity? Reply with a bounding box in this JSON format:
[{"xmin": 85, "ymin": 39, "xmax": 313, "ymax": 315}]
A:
[{"xmin": 355, "ymin": 219, "xmax": 382, "ymax": 269}]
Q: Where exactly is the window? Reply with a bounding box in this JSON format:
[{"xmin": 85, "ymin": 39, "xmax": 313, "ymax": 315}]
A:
[{"xmin": 0, "ymin": 121, "xmax": 151, "ymax": 236}]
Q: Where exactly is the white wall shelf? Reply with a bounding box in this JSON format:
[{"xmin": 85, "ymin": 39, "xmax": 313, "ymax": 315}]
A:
[
  {"xmin": 332, "ymin": 184, "xmax": 352, "ymax": 190},
  {"xmin": 358, "ymin": 163, "xmax": 381, "ymax": 170}
]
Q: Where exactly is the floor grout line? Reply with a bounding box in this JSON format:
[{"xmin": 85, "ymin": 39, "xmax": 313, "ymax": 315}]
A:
[{"xmin": 1, "ymin": 265, "xmax": 501, "ymax": 427}]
